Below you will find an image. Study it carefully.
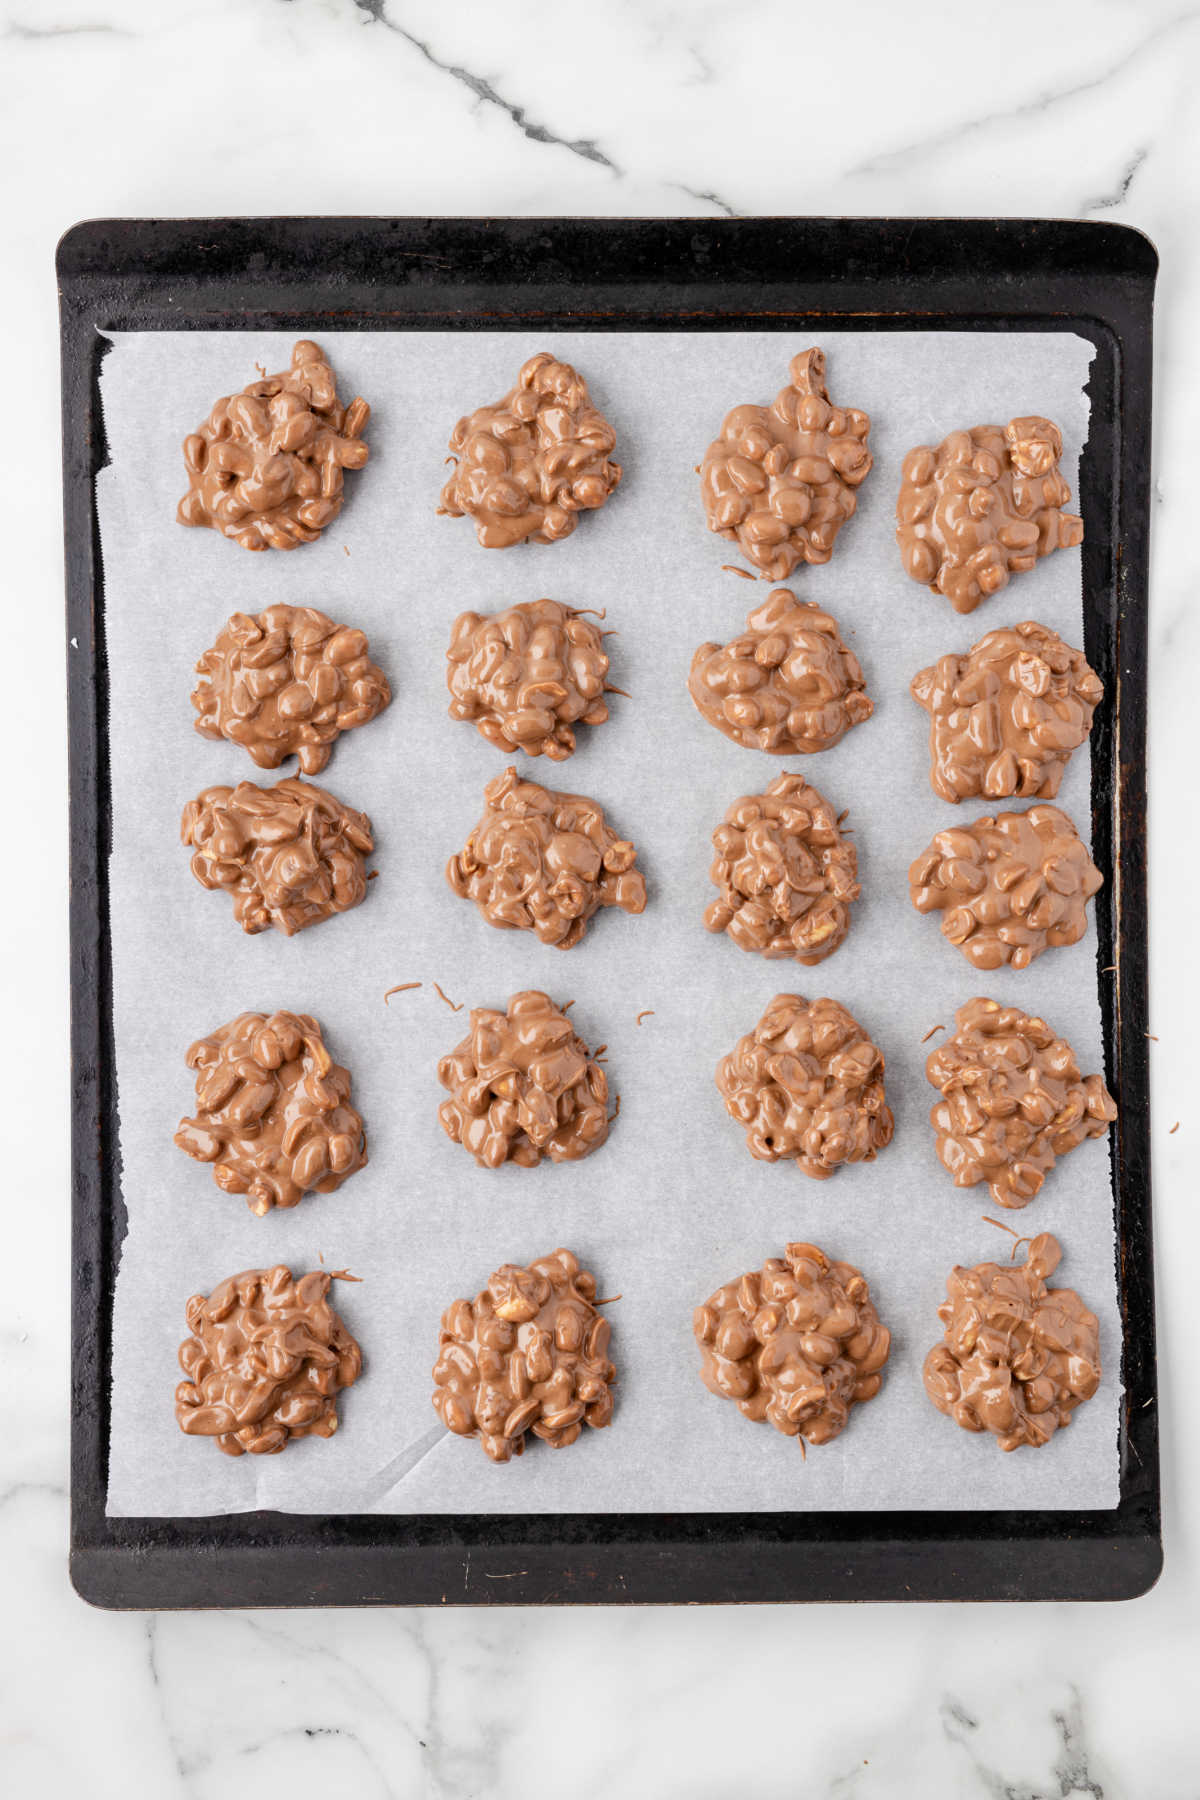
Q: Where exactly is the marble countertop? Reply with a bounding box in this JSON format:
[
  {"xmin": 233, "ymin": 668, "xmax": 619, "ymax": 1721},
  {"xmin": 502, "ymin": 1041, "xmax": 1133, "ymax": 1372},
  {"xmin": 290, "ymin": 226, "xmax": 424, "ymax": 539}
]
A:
[{"xmin": 4, "ymin": 0, "xmax": 1198, "ymax": 1793}]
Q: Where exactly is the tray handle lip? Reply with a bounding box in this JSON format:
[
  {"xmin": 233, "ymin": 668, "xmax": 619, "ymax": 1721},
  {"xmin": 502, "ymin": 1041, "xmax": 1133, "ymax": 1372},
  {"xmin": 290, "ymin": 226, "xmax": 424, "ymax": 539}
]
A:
[{"xmin": 55, "ymin": 215, "xmax": 1161, "ymax": 288}]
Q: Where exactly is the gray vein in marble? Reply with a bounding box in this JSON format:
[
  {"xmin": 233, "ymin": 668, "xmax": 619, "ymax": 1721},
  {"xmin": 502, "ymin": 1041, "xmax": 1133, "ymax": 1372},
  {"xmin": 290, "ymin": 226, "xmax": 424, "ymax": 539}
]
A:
[
  {"xmin": 149, "ymin": 1610, "xmax": 426, "ymax": 1793},
  {"xmin": 350, "ymin": 0, "xmax": 621, "ymax": 173},
  {"xmin": 145, "ymin": 1617, "xmax": 190, "ymax": 1792},
  {"xmin": 684, "ymin": 43, "xmax": 715, "ymax": 84},
  {"xmin": 3, "ymin": 19, "xmax": 131, "ymax": 37},
  {"xmin": 849, "ymin": 6, "xmax": 1199, "ymax": 177},
  {"xmin": 193, "ymin": 1720, "xmax": 401, "ymax": 1796},
  {"xmin": 675, "ymin": 183, "xmax": 740, "ymax": 217},
  {"xmin": 942, "ymin": 1686, "xmax": 1106, "ymax": 1799},
  {"xmin": 1083, "ymin": 145, "xmax": 1150, "ymax": 212},
  {"xmin": 0, "ymin": 1476, "xmax": 65, "ymax": 1509}
]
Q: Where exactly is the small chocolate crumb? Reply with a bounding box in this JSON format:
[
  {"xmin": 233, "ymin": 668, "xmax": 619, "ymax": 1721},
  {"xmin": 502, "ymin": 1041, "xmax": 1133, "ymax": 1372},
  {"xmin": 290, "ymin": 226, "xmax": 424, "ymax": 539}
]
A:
[
  {"xmin": 384, "ymin": 982, "xmax": 422, "ymax": 1004},
  {"xmin": 1170, "ymin": 1121, "xmax": 1180, "ymax": 1134},
  {"xmin": 636, "ymin": 1009, "xmax": 655, "ymax": 1025},
  {"xmin": 981, "ymin": 1215, "xmax": 1033, "ymax": 1261},
  {"xmin": 721, "ymin": 563, "xmax": 757, "ymax": 581},
  {"xmin": 433, "ymin": 982, "xmax": 464, "ymax": 1013},
  {"xmin": 921, "ymin": 1024, "xmax": 946, "ymax": 1044}
]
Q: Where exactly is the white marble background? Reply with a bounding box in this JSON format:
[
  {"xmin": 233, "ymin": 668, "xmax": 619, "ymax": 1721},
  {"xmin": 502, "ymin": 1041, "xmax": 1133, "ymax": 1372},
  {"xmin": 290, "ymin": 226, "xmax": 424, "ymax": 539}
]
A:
[{"xmin": 2, "ymin": 0, "xmax": 1197, "ymax": 1793}]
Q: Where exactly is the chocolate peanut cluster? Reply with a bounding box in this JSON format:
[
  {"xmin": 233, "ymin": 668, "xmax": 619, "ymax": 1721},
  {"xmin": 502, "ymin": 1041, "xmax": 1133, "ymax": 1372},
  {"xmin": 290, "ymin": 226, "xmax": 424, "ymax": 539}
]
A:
[
  {"xmin": 700, "ymin": 348, "xmax": 873, "ymax": 579},
  {"xmin": 432, "ymin": 1249, "xmax": 615, "ymax": 1461},
  {"xmin": 178, "ymin": 340, "xmax": 369, "ymax": 551},
  {"xmin": 176, "ymin": 1266, "xmax": 363, "ymax": 1457},
  {"xmin": 439, "ymin": 351, "xmax": 621, "ymax": 548},
  {"xmin": 695, "ymin": 1243, "xmax": 890, "ymax": 1445},
  {"xmin": 192, "ymin": 605, "xmax": 390, "ymax": 775},
  {"xmin": 911, "ymin": 621, "xmax": 1103, "ymax": 804},
  {"xmin": 174, "ymin": 1011, "xmax": 367, "ymax": 1215},
  {"xmin": 896, "ymin": 417, "xmax": 1083, "ymax": 613},
  {"xmin": 924, "ymin": 1233, "xmax": 1100, "ymax": 1451},
  {"xmin": 927, "ymin": 997, "xmax": 1117, "ymax": 1209},
  {"xmin": 908, "ymin": 805, "xmax": 1102, "ymax": 971},
  {"xmin": 717, "ymin": 994, "xmax": 894, "ymax": 1178},
  {"xmin": 447, "ymin": 766, "xmax": 646, "ymax": 949},
  {"xmin": 438, "ymin": 990, "xmax": 610, "ymax": 1169},
  {"xmin": 181, "ymin": 777, "xmax": 374, "ymax": 936},
  {"xmin": 447, "ymin": 598, "xmax": 615, "ymax": 760},
  {"xmin": 689, "ymin": 589, "xmax": 872, "ymax": 755},
  {"xmin": 704, "ymin": 773, "xmax": 859, "ymax": 964}
]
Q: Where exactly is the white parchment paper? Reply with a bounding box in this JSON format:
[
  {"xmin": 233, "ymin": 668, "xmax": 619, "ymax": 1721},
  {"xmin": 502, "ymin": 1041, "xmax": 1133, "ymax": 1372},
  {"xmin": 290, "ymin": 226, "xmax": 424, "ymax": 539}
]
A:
[{"xmin": 98, "ymin": 327, "xmax": 1119, "ymax": 1517}]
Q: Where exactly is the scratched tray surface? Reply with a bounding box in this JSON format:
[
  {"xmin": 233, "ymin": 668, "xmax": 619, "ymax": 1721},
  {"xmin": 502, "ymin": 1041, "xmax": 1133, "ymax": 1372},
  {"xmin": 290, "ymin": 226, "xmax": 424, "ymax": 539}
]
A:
[{"xmin": 61, "ymin": 219, "xmax": 1159, "ymax": 1606}]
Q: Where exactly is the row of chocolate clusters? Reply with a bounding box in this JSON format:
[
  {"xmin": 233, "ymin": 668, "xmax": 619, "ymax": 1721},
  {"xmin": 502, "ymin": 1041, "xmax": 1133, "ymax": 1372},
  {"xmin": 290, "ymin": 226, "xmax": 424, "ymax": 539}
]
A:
[
  {"xmin": 176, "ymin": 1233, "xmax": 1101, "ymax": 1463},
  {"xmin": 175, "ymin": 995, "xmax": 1114, "ymax": 1215},
  {"xmin": 178, "ymin": 342, "xmax": 1083, "ymax": 627},
  {"xmin": 188, "ymin": 593, "xmax": 1103, "ymax": 802},
  {"xmin": 179, "ymin": 753, "xmax": 1103, "ymax": 978}
]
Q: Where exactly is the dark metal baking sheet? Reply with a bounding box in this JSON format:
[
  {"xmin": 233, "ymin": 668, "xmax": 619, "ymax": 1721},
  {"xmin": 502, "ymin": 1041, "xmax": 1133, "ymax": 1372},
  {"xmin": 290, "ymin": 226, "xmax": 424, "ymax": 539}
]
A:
[{"xmin": 60, "ymin": 217, "xmax": 1159, "ymax": 1607}]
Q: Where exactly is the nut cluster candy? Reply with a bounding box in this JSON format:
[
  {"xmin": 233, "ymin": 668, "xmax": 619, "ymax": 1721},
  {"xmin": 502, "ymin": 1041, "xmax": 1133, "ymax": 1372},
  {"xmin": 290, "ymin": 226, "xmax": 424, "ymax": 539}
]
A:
[
  {"xmin": 924, "ymin": 1234, "xmax": 1100, "ymax": 1451},
  {"xmin": 178, "ymin": 340, "xmax": 369, "ymax": 551},
  {"xmin": 908, "ymin": 806, "xmax": 1102, "ymax": 971},
  {"xmin": 174, "ymin": 1011, "xmax": 367, "ymax": 1214},
  {"xmin": 717, "ymin": 994, "xmax": 893, "ymax": 1178},
  {"xmin": 437, "ymin": 990, "xmax": 610, "ymax": 1169},
  {"xmin": 176, "ymin": 1266, "xmax": 363, "ymax": 1457},
  {"xmin": 439, "ymin": 351, "xmax": 621, "ymax": 548},
  {"xmin": 181, "ymin": 777, "xmax": 373, "ymax": 936},
  {"xmin": 896, "ymin": 417, "xmax": 1083, "ymax": 613},
  {"xmin": 192, "ymin": 605, "xmax": 391, "ymax": 774},
  {"xmin": 689, "ymin": 589, "xmax": 872, "ymax": 755},
  {"xmin": 695, "ymin": 1243, "xmax": 890, "ymax": 1444},
  {"xmin": 447, "ymin": 766, "xmax": 646, "ymax": 950},
  {"xmin": 911, "ymin": 621, "xmax": 1103, "ymax": 804},
  {"xmin": 447, "ymin": 597, "xmax": 615, "ymax": 760},
  {"xmin": 704, "ymin": 773, "xmax": 859, "ymax": 964},
  {"xmin": 927, "ymin": 997, "xmax": 1117, "ymax": 1209},
  {"xmin": 432, "ymin": 1249, "xmax": 615, "ymax": 1461},
  {"xmin": 700, "ymin": 348, "xmax": 873, "ymax": 580}
]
